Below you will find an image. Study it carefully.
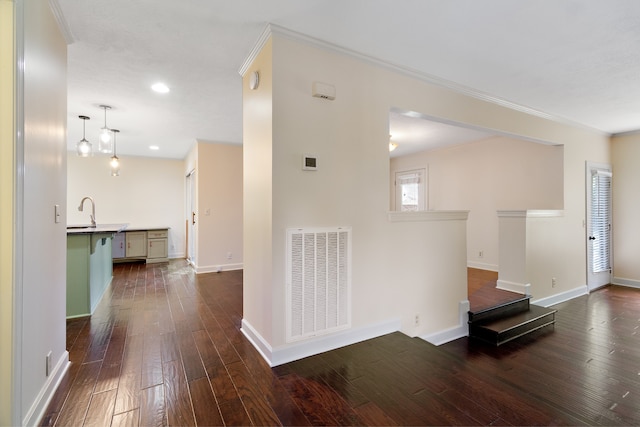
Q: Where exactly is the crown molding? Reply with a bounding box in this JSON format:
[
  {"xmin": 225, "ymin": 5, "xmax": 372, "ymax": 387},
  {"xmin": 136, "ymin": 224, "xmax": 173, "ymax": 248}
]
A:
[
  {"xmin": 611, "ymin": 128, "xmax": 640, "ymax": 138},
  {"xmin": 238, "ymin": 24, "xmax": 272, "ymax": 76},
  {"xmin": 48, "ymin": 0, "xmax": 75, "ymax": 45},
  {"xmin": 240, "ymin": 23, "xmax": 606, "ymax": 136}
]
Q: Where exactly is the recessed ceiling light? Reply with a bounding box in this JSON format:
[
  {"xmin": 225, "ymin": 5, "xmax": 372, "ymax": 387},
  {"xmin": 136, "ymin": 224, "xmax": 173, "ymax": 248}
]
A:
[
  {"xmin": 151, "ymin": 82, "xmax": 170, "ymax": 93},
  {"xmin": 149, "ymin": 145, "xmax": 159, "ymax": 150}
]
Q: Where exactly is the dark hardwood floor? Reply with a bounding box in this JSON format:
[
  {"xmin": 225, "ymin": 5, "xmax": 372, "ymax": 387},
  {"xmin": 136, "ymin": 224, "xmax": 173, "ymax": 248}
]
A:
[
  {"xmin": 467, "ymin": 267, "xmax": 523, "ymax": 313},
  {"xmin": 42, "ymin": 260, "xmax": 640, "ymax": 426}
]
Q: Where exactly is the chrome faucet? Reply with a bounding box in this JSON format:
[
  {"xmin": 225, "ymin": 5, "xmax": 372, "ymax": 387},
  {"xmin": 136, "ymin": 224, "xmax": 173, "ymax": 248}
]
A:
[{"xmin": 78, "ymin": 196, "xmax": 96, "ymax": 227}]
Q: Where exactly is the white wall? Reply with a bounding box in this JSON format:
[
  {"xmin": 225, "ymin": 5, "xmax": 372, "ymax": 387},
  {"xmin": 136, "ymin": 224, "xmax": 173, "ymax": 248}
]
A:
[
  {"xmin": 67, "ymin": 154, "xmax": 186, "ymax": 258},
  {"xmin": 192, "ymin": 141, "xmax": 243, "ymax": 273},
  {"xmin": 391, "ymin": 136, "xmax": 564, "ymax": 270},
  {"xmin": 10, "ymin": 1, "xmax": 69, "ymax": 424},
  {"xmin": 242, "ymin": 29, "xmax": 610, "ymax": 364},
  {"xmin": 611, "ymin": 133, "xmax": 640, "ymax": 286}
]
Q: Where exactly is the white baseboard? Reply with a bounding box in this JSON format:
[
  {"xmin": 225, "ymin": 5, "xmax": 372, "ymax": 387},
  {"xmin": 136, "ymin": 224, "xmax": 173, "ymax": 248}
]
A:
[
  {"xmin": 497, "ymin": 279, "xmax": 530, "ymax": 295},
  {"xmin": 168, "ymin": 251, "xmax": 186, "ymax": 259},
  {"xmin": 612, "ymin": 277, "xmax": 640, "ymax": 289},
  {"xmin": 421, "ymin": 300, "xmax": 470, "ymax": 346},
  {"xmin": 27, "ymin": 351, "xmax": 70, "ymax": 427},
  {"xmin": 530, "ymin": 285, "xmax": 588, "ymax": 307},
  {"xmin": 467, "ymin": 261, "xmax": 498, "ymax": 272},
  {"xmin": 195, "ymin": 262, "xmax": 243, "ymax": 274},
  {"xmin": 241, "ymin": 317, "xmax": 402, "ymax": 367}
]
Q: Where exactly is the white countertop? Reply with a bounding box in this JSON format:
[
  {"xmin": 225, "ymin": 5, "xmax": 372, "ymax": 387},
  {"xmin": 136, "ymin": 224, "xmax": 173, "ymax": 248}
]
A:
[{"xmin": 66, "ymin": 223, "xmax": 129, "ymax": 234}]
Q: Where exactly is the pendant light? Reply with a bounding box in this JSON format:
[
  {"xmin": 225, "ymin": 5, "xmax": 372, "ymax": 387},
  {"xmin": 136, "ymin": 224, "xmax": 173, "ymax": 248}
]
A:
[
  {"xmin": 76, "ymin": 115, "xmax": 92, "ymax": 157},
  {"xmin": 110, "ymin": 129, "xmax": 120, "ymax": 176},
  {"xmin": 98, "ymin": 105, "xmax": 112, "ymax": 153}
]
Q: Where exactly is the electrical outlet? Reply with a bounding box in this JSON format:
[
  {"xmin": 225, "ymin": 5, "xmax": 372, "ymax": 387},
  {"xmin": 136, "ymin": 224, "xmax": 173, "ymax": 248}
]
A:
[
  {"xmin": 414, "ymin": 314, "xmax": 420, "ymax": 326},
  {"xmin": 227, "ymin": 252, "xmax": 232, "ymax": 260},
  {"xmin": 552, "ymin": 277, "xmax": 557, "ymax": 288},
  {"xmin": 478, "ymin": 250, "xmax": 484, "ymax": 258}
]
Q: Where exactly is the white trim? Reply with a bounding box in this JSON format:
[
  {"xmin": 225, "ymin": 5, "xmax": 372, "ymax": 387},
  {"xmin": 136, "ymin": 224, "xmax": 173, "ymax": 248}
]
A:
[
  {"xmin": 497, "ymin": 209, "xmax": 564, "ymax": 218},
  {"xmin": 25, "ymin": 352, "xmax": 70, "ymax": 427},
  {"xmin": 526, "ymin": 210, "xmax": 564, "ymax": 218},
  {"xmin": 240, "ymin": 320, "xmax": 273, "ymax": 366},
  {"xmin": 531, "ymin": 285, "xmax": 589, "ymax": 308},
  {"xmin": 612, "ymin": 128, "xmax": 640, "ymax": 138},
  {"xmin": 388, "ymin": 210, "xmax": 469, "ymax": 222},
  {"xmin": 420, "ymin": 300, "xmax": 470, "ymax": 346},
  {"xmin": 467, "ymin": 261, "xmax": 499, "ymax": 272},
  {"xmin": 241, "ymin": 318, "xmax": 401, "ymax": 367},
  {"xmin": 194, "ymin": 263, "xmax": 243, "ymax": 274},
  {"xmin": 47, "ymin": 0, "xmax": 75, "ymax": 44},
  {"xmin": 612, "ymin": 277, "xmax": 640, "ymax": 289},
  {"xmin": 496, "ymin": 279, "xmax": 530, "ymax": 295},
  {"xmin": 497, "ymin": 210, "xmax": 527, "ymax": 218},
  {"xmin": 238, "ymin": 24, "xmax": 272, "ymax": 76}
]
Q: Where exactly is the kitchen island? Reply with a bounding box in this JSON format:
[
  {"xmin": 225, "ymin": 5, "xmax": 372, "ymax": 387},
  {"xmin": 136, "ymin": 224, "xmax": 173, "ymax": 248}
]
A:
[{"xmin": 66, "ymin": 223, "xmax": 128, "ymax": 318}]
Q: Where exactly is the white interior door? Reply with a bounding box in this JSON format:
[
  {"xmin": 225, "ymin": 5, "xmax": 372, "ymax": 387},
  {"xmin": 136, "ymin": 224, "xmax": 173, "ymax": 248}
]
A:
[
  {"xmin": 186, "ymin": 170, "xmax": 196, "ymax": 266},
  {"xmin": 586, "ymin": 162, "xmax": 612, "ymax": 291}
]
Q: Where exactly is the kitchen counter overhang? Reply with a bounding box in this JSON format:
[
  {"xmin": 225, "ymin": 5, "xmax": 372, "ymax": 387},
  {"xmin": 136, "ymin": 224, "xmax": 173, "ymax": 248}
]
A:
[{"xmin": 66, "ymin": 223, "xmax": 128, "ymax": 234}]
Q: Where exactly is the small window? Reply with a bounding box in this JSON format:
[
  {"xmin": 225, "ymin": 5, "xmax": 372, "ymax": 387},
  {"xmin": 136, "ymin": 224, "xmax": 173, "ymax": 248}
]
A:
[{"xmin": 395, "ymin": 168, "xmax": 426, "ymax": 211}]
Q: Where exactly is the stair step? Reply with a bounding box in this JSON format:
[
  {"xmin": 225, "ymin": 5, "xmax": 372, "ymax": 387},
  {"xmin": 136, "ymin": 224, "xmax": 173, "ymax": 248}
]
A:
[
  {"xmin": 468, "ymin": 296, "xmax": 530, "ymax": 324},
  {"xmin": 469, "ymin": 305, "xmax": 557, "ymax": 346}
]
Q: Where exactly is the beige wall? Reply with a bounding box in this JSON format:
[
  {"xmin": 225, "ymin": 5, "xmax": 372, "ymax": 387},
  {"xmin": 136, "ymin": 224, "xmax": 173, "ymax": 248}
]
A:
[
  {"xmin": 611, "ymin": 133, "xmax": 640, "ymax": 285},
  {"xmin": 243, "ymin": 38, "xmax": 274, "ymax": 344},
  {"xmin": 15, "ymin": 0, "xmax": 69, "ymax": 424},
  {"xmin": 68, "ymin": 140, "xmax": 244, "ymax": 271},
  {"xmin": 67, "ymin": 154, "xmax": 186, "ymax": 258},
  {"xmin": 391, "ymin": 136, "xmax": 564, "ymax": 270},
  {"xmin": 243, "ymin": 30, "xmax": 610, "ymax": 359},
  {"xmin": 192, "ymin": 142, "xmax": 243, "ymax": 272},
  {"xmin": 0, "ymin": 0, "xmax": 15, "ymax": 423}
]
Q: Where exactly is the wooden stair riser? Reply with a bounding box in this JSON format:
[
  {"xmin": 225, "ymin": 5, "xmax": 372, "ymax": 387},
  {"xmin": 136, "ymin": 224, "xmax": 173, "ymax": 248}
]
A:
[{"xmin": 470, "ymin": 311, "xmax": 556, "ymax": 346}]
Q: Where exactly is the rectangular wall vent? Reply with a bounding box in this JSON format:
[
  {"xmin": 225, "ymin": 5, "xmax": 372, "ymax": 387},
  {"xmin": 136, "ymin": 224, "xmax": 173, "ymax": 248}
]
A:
[{"xmin": 286, "ymin": 227, "xmax": 351, "ymax": 343}]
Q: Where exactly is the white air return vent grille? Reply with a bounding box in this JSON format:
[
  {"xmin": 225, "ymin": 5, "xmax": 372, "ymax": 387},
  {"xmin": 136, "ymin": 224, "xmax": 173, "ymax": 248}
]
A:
[{"xmin": 286, "ymin": 227, "xmax": 351, "ymax": 343}]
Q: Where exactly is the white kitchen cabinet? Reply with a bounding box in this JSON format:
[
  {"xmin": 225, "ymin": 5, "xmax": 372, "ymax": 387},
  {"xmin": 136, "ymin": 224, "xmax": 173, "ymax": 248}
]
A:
[
  {"xmin": 112, "ymin": 232, "xmax": 125, "ymax": 259},
  {"xmin": 112, "ymin": 228, "xmax": 170, "ymax": 264},
  {"xmin": 147, "ymin": 229, "xmax": 169, "ymax": 262},
  {"xmin": 125, "ymin": 231, "xmax": 147, "ymax": 258}
]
